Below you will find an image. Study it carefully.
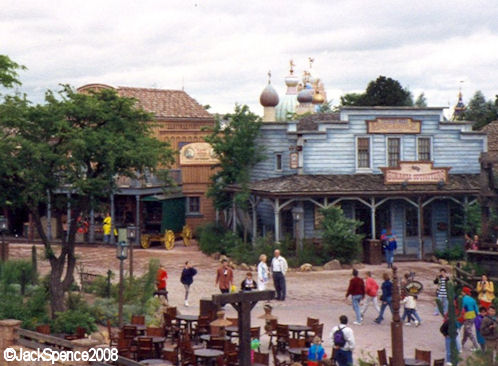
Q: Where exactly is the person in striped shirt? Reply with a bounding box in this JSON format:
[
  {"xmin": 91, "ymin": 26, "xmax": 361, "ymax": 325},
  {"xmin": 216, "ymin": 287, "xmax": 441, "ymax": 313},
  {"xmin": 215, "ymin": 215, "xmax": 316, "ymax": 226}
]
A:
[{"xmin": 434, "ymin": 268, "xmax": 449, "ymax": 315}]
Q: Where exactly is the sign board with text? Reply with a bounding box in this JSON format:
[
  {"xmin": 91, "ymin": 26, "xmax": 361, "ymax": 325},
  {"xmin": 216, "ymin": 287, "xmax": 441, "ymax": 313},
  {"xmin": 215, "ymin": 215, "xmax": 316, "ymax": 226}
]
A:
[
  {"xmin": 179, "ymin": 142, "xmax": 218, "ymax": 166},
  {"xmin": 381, "ymin": 161, "xmax": 450, "ymax": 184},
  {"xmin": 367, "ymin": 117, "xmax": 421, "ymax": 134}
]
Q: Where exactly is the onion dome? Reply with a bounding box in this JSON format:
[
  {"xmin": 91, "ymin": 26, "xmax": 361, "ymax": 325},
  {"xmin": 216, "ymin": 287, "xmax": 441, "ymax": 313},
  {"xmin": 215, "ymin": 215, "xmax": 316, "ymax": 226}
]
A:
[
  {"xmin": 297, "ymin": 88, "xmax": 313, "ymax": 104},
  {"xmin": 285, "ymin": 73, "xmax": 299, "ymax": 88},
  {"xmin": 312, "ymin": 90, "xmax": 325, "ymax": 105},
  {"xmin": 260, "ymin": 83, "xmax": 279, "ymax": 107}
]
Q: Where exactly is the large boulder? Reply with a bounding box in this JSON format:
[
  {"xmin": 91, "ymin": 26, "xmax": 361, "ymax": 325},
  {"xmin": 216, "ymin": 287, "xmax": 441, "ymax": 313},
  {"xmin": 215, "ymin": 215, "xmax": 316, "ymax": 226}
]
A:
[
  {"xmin": 299, "ymin": 263, "xmax": 313, "ymax": 272},
  {"xmin": 353, "ymin": 263, "xmax": 365, "ymax": 270},
  {"xmin": 239, "ymin": 263, "xmax": 250, "ymax": 271},
  {"xmin": 323, "ymin": 259, "xmax": 341, "ymax": 270}
]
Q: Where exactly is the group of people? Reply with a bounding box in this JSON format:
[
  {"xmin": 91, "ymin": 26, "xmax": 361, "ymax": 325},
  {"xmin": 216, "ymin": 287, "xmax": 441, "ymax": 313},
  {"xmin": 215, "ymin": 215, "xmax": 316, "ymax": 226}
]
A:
[{"xmin": 155, "ymin": 261, "xmax": 198, "ymax": 306}]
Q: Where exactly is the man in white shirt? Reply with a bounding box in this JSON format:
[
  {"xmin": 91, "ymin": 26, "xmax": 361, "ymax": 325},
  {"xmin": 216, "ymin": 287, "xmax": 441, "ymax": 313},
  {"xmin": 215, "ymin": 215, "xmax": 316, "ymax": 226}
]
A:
[
  {"xmin": 271, "ymin": 249, "xmax": 288, "ymax": 301},
  {"xmin": 330, "ymin": 315, "xmax": 355, "ymax": 366}
]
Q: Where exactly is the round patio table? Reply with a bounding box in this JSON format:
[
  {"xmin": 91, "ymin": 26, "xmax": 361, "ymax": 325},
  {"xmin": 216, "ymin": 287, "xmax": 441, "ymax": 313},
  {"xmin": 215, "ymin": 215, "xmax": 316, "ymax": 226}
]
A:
[
  {"xmin": 404, "ymin": 359, "xmax": 429, "ymax": 366},
  {"xmin": 176, "ymin": 314, "xmax": 199, "ymax": 336},
  {"xmin": 139, "ymin": 359, "xmax": 171, "ymax": 366},
  {"xmin": 194, "ymin": 348, "xmax": 224, "ymax": 366},
  {"xmin": 288, "ymin": 324, "xmax": 311, "ymax": 339}
]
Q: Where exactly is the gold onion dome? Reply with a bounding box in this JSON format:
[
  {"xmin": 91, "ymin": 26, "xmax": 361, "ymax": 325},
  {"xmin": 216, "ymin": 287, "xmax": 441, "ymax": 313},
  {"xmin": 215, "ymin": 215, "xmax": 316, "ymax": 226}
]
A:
[
  {"xmin": 260, "ymin": 83, "xmax": 279, "ymax": 107},
  {"xmin": 312, "ymin": 90, "xmax": 325, "ymax": 105}
]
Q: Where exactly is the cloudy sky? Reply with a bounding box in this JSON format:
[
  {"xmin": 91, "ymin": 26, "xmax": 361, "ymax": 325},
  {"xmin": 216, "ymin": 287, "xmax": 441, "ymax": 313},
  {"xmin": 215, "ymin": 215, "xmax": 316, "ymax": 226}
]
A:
[{"xmin": 2, "ymin": 0, "xmax": 498, "ymax": 115}]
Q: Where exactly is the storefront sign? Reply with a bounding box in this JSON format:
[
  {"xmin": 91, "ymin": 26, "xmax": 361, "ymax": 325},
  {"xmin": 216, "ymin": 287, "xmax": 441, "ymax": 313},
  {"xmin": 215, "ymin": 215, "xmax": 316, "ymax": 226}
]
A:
[
  {"xmin": 367, "ymin": 118, "xmax": 421, "ymax": 134},
  {"xmin": 290, "ymin": 152, "xmax": 299, "ymax": 169},
  {"xmin": 179, "ymin": 142, "xmax": 218, "ymax": 165},
  {"xmin": 381, "ymin": 162, "xmax": 450, "ymax": 184}
]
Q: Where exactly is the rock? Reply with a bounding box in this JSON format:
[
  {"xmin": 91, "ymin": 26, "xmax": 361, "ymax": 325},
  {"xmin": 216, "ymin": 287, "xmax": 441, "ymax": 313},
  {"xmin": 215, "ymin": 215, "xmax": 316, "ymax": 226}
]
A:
[
  {"xmin": 228, "ymin": 261, "xmax": 237, "ymax": 269},
  {"xmin": 312, "ymin": 266, "xmax": 324, "ymax": 271},
  {"xmin": 341, "ymin": 264, "xmax": 352, "ymax": 269},
  {"xmin": 438, "ymin": 259, "xmax": 449, "ymax": 266},
  {"xmin": 211, "ymin": 252, "xmax": 221, "ymax": 260},
  {"xmin": 249, "ymin": 265, "xmax": 257, "ymax": 272},
  {"xmin": 219, "ymin": 254, "xmax": 228, "ymax": 262},
  {"xmin": 430, "ymin": 255, "xmax": 438, "ymax": 263},
  {"xmin": 323, "ymin": 259, "xmax": 342, "ymax": 270},
  {"xmin": 239, "ymin": 263, "xmax": 250, "ymax": 271},
  {"xmin": 353, "ymin": 263, "xmax": 365, "ymax": 269},
  {"xmin": 299, "ymin": 263, "xmax": 313, "ymax": 272}
]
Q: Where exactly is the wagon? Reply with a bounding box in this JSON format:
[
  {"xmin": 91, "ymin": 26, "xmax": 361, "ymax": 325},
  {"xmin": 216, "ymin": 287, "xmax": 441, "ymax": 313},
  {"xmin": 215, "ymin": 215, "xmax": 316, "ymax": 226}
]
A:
[{"xmin": 139, "ymin": 194, "xmax": 192, "ymax": 250}]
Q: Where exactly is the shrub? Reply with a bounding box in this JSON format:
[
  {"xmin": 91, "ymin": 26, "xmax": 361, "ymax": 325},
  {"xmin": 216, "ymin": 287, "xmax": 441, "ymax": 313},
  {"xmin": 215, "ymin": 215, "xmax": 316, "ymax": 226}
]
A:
[
  {"xmin": 52, "ymin": 310, "xmax": 97, "ymax": 334},
  {"xmin": 92, "ymin": 297, "xmax": 118, "ymax": 325},
  {"xmin": 0, "ymin": 260, "xmax": 37, "ymax": 295},
  {"xmin": 434, "ymin": 246, "xmax": 465, "ymax": 261},
  {"xmin": 197, "ymin": 223, "xmax": 231, "ymax": 254},
  {"xmin": 320, "ymin": 206, "xmax": 364, "ymax": 264}
]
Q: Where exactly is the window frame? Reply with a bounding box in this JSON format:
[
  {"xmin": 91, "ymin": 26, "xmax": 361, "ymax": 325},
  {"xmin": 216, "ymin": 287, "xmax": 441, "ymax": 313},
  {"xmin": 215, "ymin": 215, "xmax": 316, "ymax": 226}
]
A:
[
  {"xmin": 416, "ymin": 136, "xmax": 433, "ymax": 161},
  {"xmin": 275, "ymin": 152, "xmax": 283, "ymax": 172},
  {"xmin": 186, "ymin": 196, "xmax": 201, "ymax": 215},
  {"xmin": 386, "ymin": 137, "xmax": 402, "ymax": 168},
  {"xmin": 356, "ymin": 136, "xmax": 372, "ymax": 171}
]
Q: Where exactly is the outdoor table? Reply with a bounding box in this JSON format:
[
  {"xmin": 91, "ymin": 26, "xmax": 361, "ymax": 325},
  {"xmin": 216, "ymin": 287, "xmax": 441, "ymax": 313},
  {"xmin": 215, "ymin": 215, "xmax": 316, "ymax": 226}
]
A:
[
  {"xmin": 134, "ymin": 336, "xmax": 166, "ymax": 358},
  {"xmin": 288, "ymin": 324, "xmax": 311, "ymax": 339},
  {"xmin": 194, "ymin": 348, "xmax": 224, "ymax": 366},
  {"xmin": 288, "ymin": 347, "xmax": 308, "ymax": 362},
  {"xmin": 176, "ymin": 314, "xmax": 199, "ymax": 336},
  {"xmin": 200, "ymin": 334, "xmax": 230, "ymax": 343},
  {"xmin": 404, "ymin": 358, "xmax": 430, "ymax": 366},
  {"xmin": 139, "ymin": 359, "xmax": 171, "ymax": 366},
  {"xmin": 125, "ymin": 323, "xmax": 146, "ymax": 335}
]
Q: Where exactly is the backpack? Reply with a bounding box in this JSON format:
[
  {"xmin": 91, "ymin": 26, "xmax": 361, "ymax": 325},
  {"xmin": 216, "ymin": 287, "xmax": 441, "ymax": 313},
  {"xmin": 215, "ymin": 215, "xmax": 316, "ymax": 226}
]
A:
[{"xmin": 333, "ymin": 326, "xmax": 346, "ymax": 347}]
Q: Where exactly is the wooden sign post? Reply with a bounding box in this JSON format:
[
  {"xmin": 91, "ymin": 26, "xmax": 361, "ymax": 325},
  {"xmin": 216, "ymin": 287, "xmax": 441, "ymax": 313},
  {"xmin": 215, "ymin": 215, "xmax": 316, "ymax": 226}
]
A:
[
  {"xmin": 391, "ymin": 266, "xmax": 404, "ymax": 366},
  {"xmin": 212, "ymin": 290, "xmax": 275, "ymax": 366}
]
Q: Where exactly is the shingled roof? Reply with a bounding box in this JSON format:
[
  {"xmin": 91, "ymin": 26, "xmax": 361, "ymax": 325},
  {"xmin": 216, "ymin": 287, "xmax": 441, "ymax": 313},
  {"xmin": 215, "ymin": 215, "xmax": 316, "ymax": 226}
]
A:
[
  {"xmin": 481, "ymin": 120, "xmax": 498, "ymax": 151},
  {"xmin": 233, "ymin": 174, "xmax": 480, "ymax": 197},
  {"xmin": 297, "ymin": 113, "xmax": 342, "ymax": 131},
  {"xmin": 117, "ymin": 87, "xmax": 212, "ymax": 119}
]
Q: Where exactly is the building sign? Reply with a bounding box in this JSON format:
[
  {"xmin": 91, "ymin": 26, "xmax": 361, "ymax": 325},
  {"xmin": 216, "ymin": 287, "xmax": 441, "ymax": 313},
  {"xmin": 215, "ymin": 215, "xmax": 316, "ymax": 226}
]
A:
[
  {"xmin": 290, "ymin": 152, "xmax": 299, "ymax": 169},
  {"xmin": 179, "ymin": 142, "xmax": 218, "ymax": 165},
  {"xmin": 367, "ymin": 118, "xmax": 421, "ymax": 134},
  {"xmin": 381, "ymin": 161, "xmax": 450, "ymax": 184}
]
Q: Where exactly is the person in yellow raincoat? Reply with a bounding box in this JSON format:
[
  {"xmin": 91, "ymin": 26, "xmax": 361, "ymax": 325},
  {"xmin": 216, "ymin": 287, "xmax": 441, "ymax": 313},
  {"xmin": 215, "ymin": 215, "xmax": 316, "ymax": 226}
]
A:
[
  {"xmin": 103, "ymin": 213, "xmax": 116, "ymax": 243},
  {"xmin": 476, "ymin": 274, "xmax": 495, "ymax": 309}
]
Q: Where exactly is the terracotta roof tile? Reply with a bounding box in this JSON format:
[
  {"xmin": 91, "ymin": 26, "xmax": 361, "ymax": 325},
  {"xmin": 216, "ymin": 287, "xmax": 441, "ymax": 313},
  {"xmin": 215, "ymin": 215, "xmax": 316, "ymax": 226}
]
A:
[{"xmin": 237, "ymin": 174, "xmax": 480, "ymax": 196}]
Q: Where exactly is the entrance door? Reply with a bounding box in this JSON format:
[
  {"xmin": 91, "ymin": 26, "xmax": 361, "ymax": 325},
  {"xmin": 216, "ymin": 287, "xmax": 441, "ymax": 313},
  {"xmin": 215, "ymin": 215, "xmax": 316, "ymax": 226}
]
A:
[{"xmin": 355, "ymin": 205, "xmax": 372, "ymax": 239}]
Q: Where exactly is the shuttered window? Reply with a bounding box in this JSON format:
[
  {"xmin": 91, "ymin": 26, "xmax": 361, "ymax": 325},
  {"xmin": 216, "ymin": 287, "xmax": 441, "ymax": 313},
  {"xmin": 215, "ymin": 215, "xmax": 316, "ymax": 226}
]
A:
[
  {"xmin": 418, "ymin": 138, "xmax": 431, "ymax": 161},
  {"xmin": 357, "ymin": 138, "xmax": 370, "ymax": 168},
  {"xmin": 387, "ymin": 138, "xmax": 400, "ymax": 167}
]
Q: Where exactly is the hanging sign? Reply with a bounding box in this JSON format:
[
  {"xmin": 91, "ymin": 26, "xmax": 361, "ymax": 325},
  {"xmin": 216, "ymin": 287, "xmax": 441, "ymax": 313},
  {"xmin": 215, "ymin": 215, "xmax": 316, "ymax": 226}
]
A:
[
  {"xmin": 290, "ymin": 152, "xmax": 299, "ymax": 169},
  {"xmin": 179, "ymin": 142, "xmax": 218, "ymax": 165},
  {"xmin": 367, "ymin": 117, "xmax": 421, "ymax": 134},
  {"xmin": 381, "ymin": 161, "xmax": 450, "ymax": 184}
]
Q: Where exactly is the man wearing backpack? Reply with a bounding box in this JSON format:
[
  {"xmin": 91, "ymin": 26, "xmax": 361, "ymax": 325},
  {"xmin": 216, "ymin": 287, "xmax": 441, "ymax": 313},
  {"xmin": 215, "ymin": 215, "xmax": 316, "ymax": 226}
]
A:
[{"xmin": 329, "ymin": 315, "xmax": 355, "ymax": 366}]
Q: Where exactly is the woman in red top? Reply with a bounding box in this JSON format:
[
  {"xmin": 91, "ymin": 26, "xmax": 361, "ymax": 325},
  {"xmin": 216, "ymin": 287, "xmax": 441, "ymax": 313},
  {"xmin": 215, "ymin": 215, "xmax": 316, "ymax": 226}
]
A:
[
  {"xmin": 156, "ymin": 263, "xmax": 168, "ymax": 291},
  {"xmin": 360, "ymin": 271, "xmax": 380, "ymax": 318}
]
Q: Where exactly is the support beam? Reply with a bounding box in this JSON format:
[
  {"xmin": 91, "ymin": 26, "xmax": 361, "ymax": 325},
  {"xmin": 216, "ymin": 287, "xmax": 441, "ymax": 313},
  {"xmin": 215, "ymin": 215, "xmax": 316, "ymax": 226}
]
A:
[
  {"xmin": 418, "ymin": 196, "xmax": 424, "ymax": 260},
  {"xmin": 370, "ymin": 197, "xmax": 376, "ymax": 239},
  {"xmin": 274, "ymin": 198, "xmax": 280, "ymax": 243}
]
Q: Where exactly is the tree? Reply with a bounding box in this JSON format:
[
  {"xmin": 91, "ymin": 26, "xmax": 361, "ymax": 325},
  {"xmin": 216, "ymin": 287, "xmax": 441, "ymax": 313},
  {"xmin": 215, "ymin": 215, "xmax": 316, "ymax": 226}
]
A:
[
  {"xmin": 0, "ymin": 85, "xmax": 174, "ymax": 316},
  {"xmin": 319, "ymin": 206, "xmax": 363, "ymax": 264},
  {"xmin": 0, "ymin": 55, "xmax": 25, "ymax": 88},
  {"xmin": 464, "ymin": 91, "xmax": 498, "ymax": 130},
  {"xmin": 415, "ymin": 93, "xmax": 427, "ymax": 107},
  {"xmin": 205, "ymin": 104, "xmax": 264, "ymax": 210},
  {"xmin": 340, "ymin": 76, "xmax": 413, "ymax": 107}
]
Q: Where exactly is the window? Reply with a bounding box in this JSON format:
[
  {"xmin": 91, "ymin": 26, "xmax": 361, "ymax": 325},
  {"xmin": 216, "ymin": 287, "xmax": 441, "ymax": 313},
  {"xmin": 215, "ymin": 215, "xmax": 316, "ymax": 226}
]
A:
[
  {"xmin": 275, "ymin": 153, "xmax": 282, "ymax": 171},
  {"xmin": 187, "ymin": 197, "xmax": 200, "ymax": 214},
  {"xmin": 418, "ymin": 137, "xmax": 431, "ymax": 161},
  {"xmin": 357, "ymin": 137, "xmax": 370, "ymax": 169},
  {"xmin": 387, "ymin": 138, "xmax": 400, "ymax": 167},
  {"xmin": 405, "ymin": 204, "xmax": 432, "ymax": 236}
]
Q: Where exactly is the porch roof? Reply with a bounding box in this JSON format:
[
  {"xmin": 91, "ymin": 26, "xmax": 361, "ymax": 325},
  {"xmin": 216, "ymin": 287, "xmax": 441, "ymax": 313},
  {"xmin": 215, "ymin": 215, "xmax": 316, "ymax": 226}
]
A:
[{"xmin": 234, "ymin": 174, "xmax": 480, "ymax": 198}]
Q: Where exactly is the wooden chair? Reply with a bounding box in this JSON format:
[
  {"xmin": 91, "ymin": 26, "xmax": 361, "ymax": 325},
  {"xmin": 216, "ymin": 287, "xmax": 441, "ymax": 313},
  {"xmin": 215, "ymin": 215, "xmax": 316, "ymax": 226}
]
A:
[
  {"xmin": 415, "ymin": 349, "xmax": 431, "ymax": 364},
  {"xmin": 180, "ymin": 348, "xmax": 197, "ymax": 366},
  {"xmin": 164, "ymin": 313, "xmax": 180, "ymax": 342},
  {"xmin": 193, "ymin": 315, "xmax": 210, "ymax": 342},
  {"xmin": 253, "ymin": 351, "xmax": 270, "ymax": 366},
  {"xmin": 131, "ymin": 314, "xmax": 145, "ymax": 325},
  {"xmin": 306, "ymin": 323, "xmax": 324, "ymax": 345},
  {"xmin": 266, "ymin": 318, "xmax": 278, "ymax": 349},
  {"xmin": 433, "ymin": 360, "xmax": 445, "ymax": 366},
  {"xmin": 162, "ymin": 348, "xmax": 179, "ymax": 366},
  {"xmin": 378, "ymin": 348, "xmax": 388, "ymax": 366},
  {"xmin": 137, "ymin": 336, "xmax": 155, "ymax": 361},
  {"xmin": 147, "ymin": 326, "xmax": 165, "ymax": 337},
  {"xmin": 306, "ymin": 317, "xmax": 319, "ymax": 328},
  {"xmin": 276, "ymin": 324, "xmax": 290, "ymax": 352},
  {"xmin": 216, "ymin": 355, "xmax": 225, "ymax": 366},
  {"xmin": 225, "ymin": 351, "xmax": 239, "ymax": 366},
  {"xmin": 299, "ymin": 349, "xmax": 308, "ymax": 366},
  {"xmin": 123, "ymin": 325, "xmax": 138, "ymax": 341},
  {"xmin": 208, "ymin": 338, "xmax": 227, "ymax": 351},
  {"xmin": 117, "ymin": 332, "xmax": 131, "ymax": 358},
  {"xmin": 250, "ymin": 326, "xmax": 261, "ymax": 351},
  {"xmin": 167, "ymin": 306, "xmax": 178, "ymax": 318},
  {"xmin": 271, "ymin": 345, "xmax": 291, "ymax": 366},
  {"xmin": 107, "ymin": 320, "xmax": 119, "ymax": 347}
]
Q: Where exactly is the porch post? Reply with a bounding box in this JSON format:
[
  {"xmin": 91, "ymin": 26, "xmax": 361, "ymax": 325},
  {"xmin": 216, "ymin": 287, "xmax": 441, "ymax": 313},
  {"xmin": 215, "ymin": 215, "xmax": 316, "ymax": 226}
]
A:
[
  {"xmin": 232, "ymin": 197, "xmax": 237, "ymax": 233},
  {"xmin": 135, "ymin": 194, "xmax": 140, "ymax": 248},
  {"xmin": 370, "ymin": 197, "xmax": 376, "ymax": 239},
  {"xmin": 274, "ymin": 198, "xmax": 280, "ymax": 243},
  {"xmin": 250, "ymin": 197, "xmax": 258, "ymax": 247},
  {"xmin": 417, "ymin": 197, "xmax": 424, "ymax": 260},
  {"xmin": 46, "ymin": 190, "xmax": 52, "ymax": 241},
  {"xmin": 110, "ymin": 193, "xmax": 115, "ymax": 245}
]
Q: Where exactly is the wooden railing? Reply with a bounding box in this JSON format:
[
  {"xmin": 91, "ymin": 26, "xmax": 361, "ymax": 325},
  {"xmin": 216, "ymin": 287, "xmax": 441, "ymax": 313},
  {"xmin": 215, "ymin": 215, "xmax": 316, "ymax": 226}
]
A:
[
  {"xmin": 454, "ymin": 262, "xmax": 498, "ymax": 288},
  {"xmin": 16, "ymin": 328, "xmax": 75, "ymax": 351}
]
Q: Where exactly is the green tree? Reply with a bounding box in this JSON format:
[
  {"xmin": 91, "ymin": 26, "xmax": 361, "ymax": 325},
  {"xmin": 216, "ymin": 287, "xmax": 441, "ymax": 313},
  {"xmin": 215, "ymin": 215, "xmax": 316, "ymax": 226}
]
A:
[
  {"xmin": 320, "ymin": 206, "xmax": 364, "ymax": 264},
  {"xmin": 464, "ymin": 91, "xmax": 498, "ymax": 130},
  {"xmin": 0, "ymin": 55, "xmax": 25, "ymax": 88},
  {"xmin": 415, "ymin": 93, "xmax": 427, "ymax": 107},
  {"xmin": 205, "ymin": 104, "xmax": 264, "ymax": 210},
  {"xmin": 340, "ymin": 76, "xmax": 413, "ymax": 107},
  {"xmin": 0, "ymin": 85, "xmax": 174, "ymax": 316}
]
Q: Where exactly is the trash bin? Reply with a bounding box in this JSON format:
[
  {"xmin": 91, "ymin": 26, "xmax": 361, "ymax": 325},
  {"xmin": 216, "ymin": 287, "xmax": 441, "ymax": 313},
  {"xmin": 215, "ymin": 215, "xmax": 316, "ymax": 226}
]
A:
[{"xmin": 363, "ymin": 239, "xmax": 383, "ymax": 264}]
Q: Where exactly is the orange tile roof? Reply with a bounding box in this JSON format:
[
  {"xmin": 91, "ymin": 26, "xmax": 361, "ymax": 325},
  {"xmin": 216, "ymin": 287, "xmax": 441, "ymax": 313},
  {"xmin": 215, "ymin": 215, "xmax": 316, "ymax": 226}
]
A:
[{"xmin": 117, "ymin": 87, "xmax": 213, "ymax": 119}]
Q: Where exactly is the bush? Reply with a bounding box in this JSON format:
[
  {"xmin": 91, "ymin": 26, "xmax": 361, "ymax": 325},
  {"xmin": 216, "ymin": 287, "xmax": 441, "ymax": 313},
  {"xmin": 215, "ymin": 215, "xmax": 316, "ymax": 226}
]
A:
[
  {"xmin": 434, "ymin": 246, "xmax": 465, "ymax": 261},
  {"xmin": 52, "ymin": 310, "xmax": 97, "ymax": 334},
  {"xmin": 197, "ymin": 223, "xmax": 231, "ymax": 254},
  {"xmin": 0, "ymin": 260, "xmax": 37, "ymax": 295}
]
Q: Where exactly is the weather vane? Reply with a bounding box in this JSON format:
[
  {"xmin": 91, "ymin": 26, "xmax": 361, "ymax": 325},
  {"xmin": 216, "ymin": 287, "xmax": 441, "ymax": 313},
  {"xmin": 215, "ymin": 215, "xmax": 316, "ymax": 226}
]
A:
[
  {"xmin": 267, "ymin": 70, "xmax": 272, "ymax": 84},
  {"xmin": 289, "ymin": 59, "xmax": 295, "ymax": 74},
  {"xmin": 309, "ymin": 57, "xmax": 314, "ymax": 69}
]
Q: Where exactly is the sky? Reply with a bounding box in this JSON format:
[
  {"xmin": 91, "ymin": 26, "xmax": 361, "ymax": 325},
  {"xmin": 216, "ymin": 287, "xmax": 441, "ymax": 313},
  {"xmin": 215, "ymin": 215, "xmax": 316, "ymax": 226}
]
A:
[{"xmin": 2, "ymin": 0, "xmax": 498, "ymax": 115}]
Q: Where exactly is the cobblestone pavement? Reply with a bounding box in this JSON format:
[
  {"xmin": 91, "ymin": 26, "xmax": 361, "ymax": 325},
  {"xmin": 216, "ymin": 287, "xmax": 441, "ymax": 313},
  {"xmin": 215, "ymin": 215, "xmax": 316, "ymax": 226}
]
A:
[{"xmin": 9, "ymin": 241, "xmax": 477, "ymax": 364}]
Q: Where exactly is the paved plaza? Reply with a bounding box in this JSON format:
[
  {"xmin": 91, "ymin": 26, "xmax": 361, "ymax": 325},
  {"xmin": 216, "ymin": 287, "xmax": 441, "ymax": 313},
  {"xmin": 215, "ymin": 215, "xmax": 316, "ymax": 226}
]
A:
[{"xmin": 9, "ymin": 241, "xmax": 477, "ymax": 363}]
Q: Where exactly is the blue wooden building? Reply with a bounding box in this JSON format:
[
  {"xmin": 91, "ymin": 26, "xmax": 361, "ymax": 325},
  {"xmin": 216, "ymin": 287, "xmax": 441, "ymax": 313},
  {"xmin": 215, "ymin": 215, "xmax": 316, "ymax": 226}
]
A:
[{"xmin": 235, "ymin": 73, "xmax": 486, "ymax": 258}]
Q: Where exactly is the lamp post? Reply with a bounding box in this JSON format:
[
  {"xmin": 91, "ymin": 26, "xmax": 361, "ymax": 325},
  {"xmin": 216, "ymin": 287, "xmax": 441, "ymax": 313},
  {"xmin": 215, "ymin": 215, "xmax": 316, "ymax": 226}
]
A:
[
  {"xmin": 116, "ymin": 240, "xmax": 128, "ymax": 327},
  {"xmin": 0, "ymin": 216, "xmax": 8, "ymax": 261},
  {"xmin": 127, "ymin": 225, "xmax": 137, "ymax": 278}
]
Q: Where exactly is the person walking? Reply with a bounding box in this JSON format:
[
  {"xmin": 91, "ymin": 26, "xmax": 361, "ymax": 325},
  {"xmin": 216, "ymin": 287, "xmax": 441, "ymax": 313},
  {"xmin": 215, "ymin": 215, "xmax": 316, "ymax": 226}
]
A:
[
  {"xmin": 461, "ymin": 286, "xmax": 480, "ymax": 351},
  {"xmin": 434, "ymin": 268, "xmax": 450, "ymax": 315},
  {"xmin": 180, "ymin": 261, "xmax": 197, "ymax": 307},
  {"xmin": 374, "ymin": 272, "xmax": 393, "ymax": 324},
  {"xmin": 480, "ymin": 305, "xmax": 498, "ymax": 362},
  {"xmin": 361, "ymin": 271, "xmax": 380, "ymax": 318},
  {"xmin": 102, "ymin": 212, "xmax": 112, "ymax": 243},
  {"xmin": 330, "ymin": 315, "xmax": 355, "ymax": 366},
  {"xmin": 475, "ymin": 306, "xmax": 487, "ymax": 351},
  {"xmin": 271, "ymin": 249, "xmax": 288, "ymax": 301},
  {"xmin": 476, "ymin": 273, "xmax": 495, "ymax": 309},
  {"xmin": 257, "ymin": 254, "xmax": 269, "ymax": 291},
  {"xmin": 154, "ymin": 263, "xmax": 168, "ymax": 300},
  {"xmin": 385, "ymin": 233, "xmax": 397, "ymax": 268},
  {"xmin": 345, "ymin": 269, "xmax": 365, "ymax": 325},
  {"xmin": 215, "ymin": 259, "xmax": 233, "ymax": 294}
]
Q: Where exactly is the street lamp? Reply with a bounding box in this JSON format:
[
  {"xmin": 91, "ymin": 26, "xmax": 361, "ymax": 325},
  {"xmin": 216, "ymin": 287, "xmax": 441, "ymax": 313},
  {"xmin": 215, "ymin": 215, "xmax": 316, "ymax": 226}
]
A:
[
  {"xmin": 116, "ymin": 240, "xmax": 128, "ymax": 327},
  {"xmin": 127, "ymin": 225, "xmax": 137, "ymax": 277},
  {"xmin": 0, "ymin": 216, "xmax": 7, "ymax": 261}
]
